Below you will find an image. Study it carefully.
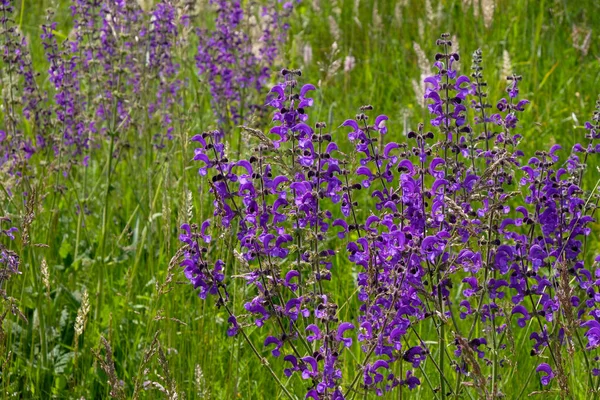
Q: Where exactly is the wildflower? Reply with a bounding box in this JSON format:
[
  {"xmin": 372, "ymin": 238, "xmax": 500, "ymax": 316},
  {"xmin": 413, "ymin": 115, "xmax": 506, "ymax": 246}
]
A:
[{"xmin": 536, "ymin": 363, "xmax": 555, "ymax": 386}]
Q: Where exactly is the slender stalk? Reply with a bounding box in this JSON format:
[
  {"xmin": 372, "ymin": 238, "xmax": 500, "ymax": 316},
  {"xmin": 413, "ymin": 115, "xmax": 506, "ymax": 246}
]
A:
[{"xmin": 96, "ymin": 132, "xmax": 115, "ymax": 320}]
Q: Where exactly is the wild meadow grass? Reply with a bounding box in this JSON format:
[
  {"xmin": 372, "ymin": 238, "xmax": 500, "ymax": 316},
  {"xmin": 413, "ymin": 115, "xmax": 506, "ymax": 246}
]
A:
[{"xmin": 1, "ymin": 0, "xmax": 600, "ymax": 399}]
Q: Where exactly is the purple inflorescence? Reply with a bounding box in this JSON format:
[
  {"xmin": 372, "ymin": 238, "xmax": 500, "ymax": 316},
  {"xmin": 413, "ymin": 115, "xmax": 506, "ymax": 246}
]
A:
[
  {"xmin": 180, "ymin": 33, "xmax": 600, "ymax": 399},
  {"xmin": 195, "ymin": 1, "xmax": 296, "ymax": 131}
]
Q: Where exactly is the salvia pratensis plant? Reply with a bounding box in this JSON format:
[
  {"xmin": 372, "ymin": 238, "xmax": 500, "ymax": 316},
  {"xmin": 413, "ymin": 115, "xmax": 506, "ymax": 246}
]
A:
[
  {"xmin": 195, "ymin": 0, "xmax": 297, "ymax": 136},
  {"xmin": 1, "ymin": 0, "xmax": 294, "ymax": 195},
  {"xmin": 180, "ymin": 33, "xmax": 600, "ymax": 399},
  {"xmin": 1, "ymin": 0, "xmax": 47, "ymax": 190},
  {"xmin": 0, "ymin": 0, "xmax": 599, "ymax": 396},
  {"xmin": 0, "ymin": 1, "xmax": 297, "ymax": 396}
]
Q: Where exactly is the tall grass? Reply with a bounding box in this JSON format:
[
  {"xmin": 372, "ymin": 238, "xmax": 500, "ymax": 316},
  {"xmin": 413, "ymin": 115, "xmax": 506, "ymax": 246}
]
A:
[{"xmin": 1, "ymin": 0, "xmax": 599, "ymax": 398}]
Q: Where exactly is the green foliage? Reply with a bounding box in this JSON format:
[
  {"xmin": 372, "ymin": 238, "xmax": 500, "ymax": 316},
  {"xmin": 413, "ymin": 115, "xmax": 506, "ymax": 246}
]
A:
[{"xmin": 2, "ymin": 0, "xmax": 599, "ymax": 398}]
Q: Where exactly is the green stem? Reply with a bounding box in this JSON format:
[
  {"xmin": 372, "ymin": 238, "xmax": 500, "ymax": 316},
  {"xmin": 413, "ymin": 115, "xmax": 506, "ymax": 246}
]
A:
[{"xmin": 96, "ymin": 133, "xmax": 115, "ymax": 321}]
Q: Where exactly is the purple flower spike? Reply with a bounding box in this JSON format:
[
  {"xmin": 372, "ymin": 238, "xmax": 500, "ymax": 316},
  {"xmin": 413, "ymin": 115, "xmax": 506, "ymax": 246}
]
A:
[{"xmin": 174, "ymin": 32, "xmax": 600, "ymax": 400}]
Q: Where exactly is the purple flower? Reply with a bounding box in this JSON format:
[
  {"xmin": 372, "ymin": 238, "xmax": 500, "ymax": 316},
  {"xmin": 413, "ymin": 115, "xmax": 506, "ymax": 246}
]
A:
[
  {"xmin": 264, "ymin": 336, "xmax": 283, "ymax": 357},
  {"xmin": 402, "ymin": 370, "xmax": 421, "ymax": 390},
  {"xmin": 512, "ymin": 305, "xmax": 531, "ymax": 328},
  {"xmin": 336, "ymin": 322, "xmax": 354, "ymax": 348},
  {"xmin": 582, "ymin": 320, "xmax": 600, "ymax": 349},
  {"xmin": 403, "ymin": 346, "xmax": 426, "ymax": 368},
  {"xmin": 227, "ymin": 316, "xmax": 239, "ymax": 337},
  {"xmin": 364, "ymin": 360, "xmax": 390, "ymax": 386},
  {"xmin": 536, "ymin": 363, "xmax": 554, "ymax": 386},
  {"xmin": 196, "ymin": 1, "xmax": 295, "ymax": 128}
]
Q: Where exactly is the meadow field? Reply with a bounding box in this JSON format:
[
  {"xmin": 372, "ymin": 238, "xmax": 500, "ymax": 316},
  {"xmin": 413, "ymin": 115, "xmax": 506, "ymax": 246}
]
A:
[{"xmin": 1, "ymin": 0, "xmax": 600, "ymax": 398}]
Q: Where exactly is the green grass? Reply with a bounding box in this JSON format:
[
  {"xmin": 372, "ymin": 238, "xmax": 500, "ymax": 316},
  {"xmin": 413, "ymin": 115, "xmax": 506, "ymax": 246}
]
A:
[{"xmin": 2, "ymin": 0, "xmax": 600, "ymax": 398}]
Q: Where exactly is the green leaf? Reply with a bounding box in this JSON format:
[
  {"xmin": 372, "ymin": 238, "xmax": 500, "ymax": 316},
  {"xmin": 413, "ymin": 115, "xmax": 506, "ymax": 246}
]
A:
[{"xmin": 59, "ymin": 239, "xmax": 72, "ymax": 260}]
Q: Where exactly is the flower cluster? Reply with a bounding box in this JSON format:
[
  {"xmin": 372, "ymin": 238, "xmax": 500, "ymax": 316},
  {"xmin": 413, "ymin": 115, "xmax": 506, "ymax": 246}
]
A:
[
  {"xmin": 0, "ymin": 0, "xmax": 43, "ymax": 185},
  {"xmin": 181, "ymin": 33, "xmax": 600, "ymax": 399},
  {"xmin": 0, "ymin": 218, "xmax": 19, "ymax": 281},
  {"xmin": 0, "ymin": 0, "xmax": 298, "ymax": 198},
  {"xmin": 195, "ymin": 0, "xmax": 297, "ymax": 130},
  {"xmin": 181, "ymin": 68, "xmax": 359, "ymax": 397}
]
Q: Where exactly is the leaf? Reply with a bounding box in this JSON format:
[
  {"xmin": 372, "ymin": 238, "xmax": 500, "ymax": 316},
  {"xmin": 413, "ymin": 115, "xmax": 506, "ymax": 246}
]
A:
[{"xmin": 59, "ymin": 238, "xmax": 72, "ymax": 261}]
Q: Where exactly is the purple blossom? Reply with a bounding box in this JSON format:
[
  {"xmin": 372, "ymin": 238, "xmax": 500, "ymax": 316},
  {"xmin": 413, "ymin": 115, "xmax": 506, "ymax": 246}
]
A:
[
  {"xmin": 196, "ymin": 1, "xmax": 295, "ymax": 129},
  {"xmin": 536, "ymin": 363, "xmax": 555, "ymax": 386},
  {"xmin": 175, "ymin": 32, "xmax": 600, "ymax": 399}
]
